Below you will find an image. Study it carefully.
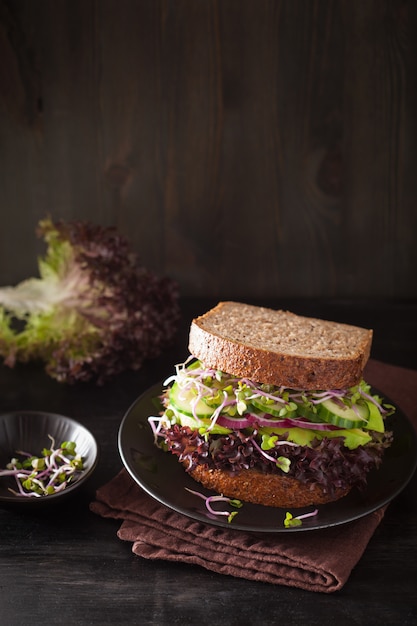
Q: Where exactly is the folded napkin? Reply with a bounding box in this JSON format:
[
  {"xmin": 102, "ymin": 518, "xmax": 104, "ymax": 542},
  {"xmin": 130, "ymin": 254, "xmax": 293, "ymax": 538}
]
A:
[{"xmin": 90, "ymin": 359, "xmax": 417, "ymax": 593}]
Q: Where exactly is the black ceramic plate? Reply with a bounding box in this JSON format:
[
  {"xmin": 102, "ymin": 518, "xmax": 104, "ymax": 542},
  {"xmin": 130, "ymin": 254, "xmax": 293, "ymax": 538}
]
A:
[{"xmin": 118, "ymin": 383, "xmax": 417, "ymax": 532}]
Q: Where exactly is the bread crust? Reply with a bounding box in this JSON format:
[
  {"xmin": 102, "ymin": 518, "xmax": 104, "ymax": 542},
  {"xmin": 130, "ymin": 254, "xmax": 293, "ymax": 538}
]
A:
[
  {"xmin": 189, "ymin": 301, "xmax": 372, "ymax": 390},
  {"xmin": 189, "ymin": 465, "xmax": 351, "ymax": 508}
]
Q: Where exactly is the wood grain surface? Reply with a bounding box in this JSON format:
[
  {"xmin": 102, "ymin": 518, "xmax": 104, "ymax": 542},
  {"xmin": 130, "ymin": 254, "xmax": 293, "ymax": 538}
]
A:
[{"xmin": 0, "ymin": 0, "xmax": 416, "ymax": 298}]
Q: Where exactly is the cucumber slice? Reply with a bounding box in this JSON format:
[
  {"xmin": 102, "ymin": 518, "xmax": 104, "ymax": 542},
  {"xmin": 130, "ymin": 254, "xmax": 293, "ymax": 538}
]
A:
[
  {"xmin": 251, "ymin": 396, "xmax": 296, "ymax": 418},
  {"xmin": 169, "ymin": 382, "xmax": 214, "ymax": 418},
  {"xmin": 172, "ymin": 411, "xmax": 232, "ymax": 435},
  {"xmin": 317, "ymin": 398, "xmax": 369, "ymax": 429},
  {"xmin": 295, "ymin": 403, "xmax": 322, "ymax": 423}
]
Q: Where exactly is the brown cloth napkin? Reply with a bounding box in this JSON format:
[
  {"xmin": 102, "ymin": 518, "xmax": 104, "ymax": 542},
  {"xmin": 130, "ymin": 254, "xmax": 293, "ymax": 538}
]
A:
[{"xmin": 90, "ymin": 359, "xmax": 417, "ymax": 593}]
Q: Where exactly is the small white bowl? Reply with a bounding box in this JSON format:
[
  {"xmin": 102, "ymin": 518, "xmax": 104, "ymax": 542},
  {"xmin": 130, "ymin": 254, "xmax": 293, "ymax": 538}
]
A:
[{"xmin": 0, "ymin": 410, "xmax": 99, "ymax": 506}]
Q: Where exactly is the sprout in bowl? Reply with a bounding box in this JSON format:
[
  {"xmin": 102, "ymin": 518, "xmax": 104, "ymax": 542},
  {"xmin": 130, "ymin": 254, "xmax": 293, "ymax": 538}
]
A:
[{"xmin": 0, "ymin": 411, "xmax": 99, "ymax": 506}]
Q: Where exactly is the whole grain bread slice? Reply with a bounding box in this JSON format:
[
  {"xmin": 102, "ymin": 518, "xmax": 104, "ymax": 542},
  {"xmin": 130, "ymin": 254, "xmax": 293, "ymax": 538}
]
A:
[
  {"xmin": 189, "ymin": 464, "xmax": 351, "ymax": 508},
  {"xmin": 188, "ymin": 301, "xmax": 372, "ymax": 390}
]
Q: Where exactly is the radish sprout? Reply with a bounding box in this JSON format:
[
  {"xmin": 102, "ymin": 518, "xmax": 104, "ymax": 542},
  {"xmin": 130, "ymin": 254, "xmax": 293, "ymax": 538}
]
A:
[
  {"xmin": 185, "ymin": 487, "xmax": 243, "ymax": 523},
  {"xmin": 0, "ymin": 435, "xmax": 84, "ymax": 497}
]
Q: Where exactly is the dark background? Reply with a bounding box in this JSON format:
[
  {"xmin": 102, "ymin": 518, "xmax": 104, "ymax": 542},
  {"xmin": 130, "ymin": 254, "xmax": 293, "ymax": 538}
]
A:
[
  {"xmin": 1, "ymin": 4, "xmax": 417, "ymax": 622},
  {"xmin": 1, "ymin": 0, "xmax": 416, "ymax": 300}
]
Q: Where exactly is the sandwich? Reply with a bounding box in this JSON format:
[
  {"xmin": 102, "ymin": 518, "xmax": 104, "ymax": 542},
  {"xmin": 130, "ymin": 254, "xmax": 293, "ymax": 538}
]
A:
[{"xmin": 149, "ymin": 301, "xmax": 394, "ymax": 508}]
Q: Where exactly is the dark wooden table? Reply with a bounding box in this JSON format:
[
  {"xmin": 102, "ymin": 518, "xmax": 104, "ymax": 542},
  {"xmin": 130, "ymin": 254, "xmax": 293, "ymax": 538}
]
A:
[{"xmin": 1, "ymin": 298, "xmax": 416, "ymax": 625}]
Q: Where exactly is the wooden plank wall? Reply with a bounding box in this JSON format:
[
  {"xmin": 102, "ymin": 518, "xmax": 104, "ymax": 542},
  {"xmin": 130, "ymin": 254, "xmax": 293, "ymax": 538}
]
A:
[{"xmin": 0, "ymin": 0, "xmax": 416, "ymax": 299}]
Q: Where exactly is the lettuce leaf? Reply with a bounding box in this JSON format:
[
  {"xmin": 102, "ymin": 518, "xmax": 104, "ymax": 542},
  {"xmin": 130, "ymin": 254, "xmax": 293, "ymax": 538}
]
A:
[{"xmin": 0, "ymin": 218, "xmax": 180, "ymax": 384}]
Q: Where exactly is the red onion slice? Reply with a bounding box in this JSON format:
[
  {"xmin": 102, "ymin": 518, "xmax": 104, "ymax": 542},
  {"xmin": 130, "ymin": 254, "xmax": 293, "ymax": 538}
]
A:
[{"xmin": 216, "ymin": 413, "xmax": 342, "ymax": 431}]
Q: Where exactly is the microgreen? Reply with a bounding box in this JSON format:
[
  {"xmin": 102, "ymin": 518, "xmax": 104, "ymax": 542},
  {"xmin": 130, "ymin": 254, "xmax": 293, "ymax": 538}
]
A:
[
  {"xmin": 276, "ymin": 456, "xmax": 291, "ymax": 473},
  {"xmin": 0, "ymin": 435, "xmax": 84, "ymax": 497},
  {"xmin": 284, "ymin": 508, "xmax": 319, "ymax": 528},
  {"xmin": 252, "ymin": 436, "xmax": 291, "ymax": 471},
  {"xmin": 185, "ymin": 487, "xmax": 243, "ymax": 523},
  {"xmin": 261, "ymin": 434, "xmax": 278, "ymax": 451}
]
